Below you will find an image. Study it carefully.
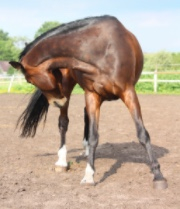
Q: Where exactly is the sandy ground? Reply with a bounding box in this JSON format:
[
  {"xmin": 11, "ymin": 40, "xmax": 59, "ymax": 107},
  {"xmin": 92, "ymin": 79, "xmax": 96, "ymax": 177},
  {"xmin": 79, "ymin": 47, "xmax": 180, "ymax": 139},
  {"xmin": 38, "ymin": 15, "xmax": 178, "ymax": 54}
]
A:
[{"xmin": 0, "ymin": 94, "xmax": 180, "ymax": 209}]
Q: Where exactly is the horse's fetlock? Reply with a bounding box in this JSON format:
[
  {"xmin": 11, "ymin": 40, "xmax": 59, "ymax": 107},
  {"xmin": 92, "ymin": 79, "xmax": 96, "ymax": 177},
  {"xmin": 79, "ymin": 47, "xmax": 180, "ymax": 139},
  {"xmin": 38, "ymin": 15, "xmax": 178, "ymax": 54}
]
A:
[{"xmin": 151, "ymin": 161, "xmax": 161, "ymax": 174}]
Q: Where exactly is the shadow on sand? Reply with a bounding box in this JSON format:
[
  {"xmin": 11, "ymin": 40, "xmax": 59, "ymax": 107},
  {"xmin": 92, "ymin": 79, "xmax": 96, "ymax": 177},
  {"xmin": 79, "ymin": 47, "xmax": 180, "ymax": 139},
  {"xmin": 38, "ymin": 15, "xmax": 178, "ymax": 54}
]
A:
[
  {"xmin": 74, "ymin": 141, "xmax": 169, "ymax": 183},
  {"xmin": 34, "ymin": 141, "xmax": 169, "ymax": 184}
]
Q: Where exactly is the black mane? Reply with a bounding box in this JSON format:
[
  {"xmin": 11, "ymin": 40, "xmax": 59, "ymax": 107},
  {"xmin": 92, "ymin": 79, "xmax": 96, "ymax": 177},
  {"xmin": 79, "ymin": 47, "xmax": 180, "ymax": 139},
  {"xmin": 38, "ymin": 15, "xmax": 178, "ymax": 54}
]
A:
[{"xmin": 19, "ymin": 15, "xmax": 112, "ymax": 60}]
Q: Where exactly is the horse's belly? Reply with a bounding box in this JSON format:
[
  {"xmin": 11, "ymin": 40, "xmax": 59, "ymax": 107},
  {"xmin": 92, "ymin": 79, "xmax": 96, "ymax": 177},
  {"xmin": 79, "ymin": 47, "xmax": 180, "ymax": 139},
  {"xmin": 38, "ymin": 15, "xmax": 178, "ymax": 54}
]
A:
[{"xmin": 92, "ymin": 77, "xmax": 119, "ymax": 100}]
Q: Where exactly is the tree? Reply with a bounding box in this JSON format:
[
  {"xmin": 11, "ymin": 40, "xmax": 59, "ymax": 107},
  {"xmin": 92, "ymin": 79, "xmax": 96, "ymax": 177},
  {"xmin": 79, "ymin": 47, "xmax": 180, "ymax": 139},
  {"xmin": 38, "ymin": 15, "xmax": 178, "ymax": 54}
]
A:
[
  {"xmin": 34, "ymin": 21, "xmax": 60, "ymax": 38},
  {"xmin": 7, "ymin": 66, "xmax": 15, "ymax": 75},
  {"xmin": 13, "ymin": 36, "xmax": 30, "ymax": 49},
  {"xmin": 0, "ymin": 29, "xmax": 30, "ymax": 62},
  {"xmin": 0, "ymin": 29, "xmax": 9, "ymax": 41},
  {"xmin": 0, "ymin": 29, "xmax": 21, "ymax": 61},
  {"xmin": 144, "ymin": 51, "xmax": 172, "ymax": 71},
  {"xmin": 172, "ymin": 53, "xmax": 180, "ymax": 64}
]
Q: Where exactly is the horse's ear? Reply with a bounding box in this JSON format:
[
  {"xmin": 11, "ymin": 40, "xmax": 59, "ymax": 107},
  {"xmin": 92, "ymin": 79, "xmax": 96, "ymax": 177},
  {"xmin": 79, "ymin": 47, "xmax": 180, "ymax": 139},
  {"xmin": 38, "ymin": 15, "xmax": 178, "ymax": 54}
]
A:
[{"xmin": 9, "ymin": 61, "xmax": 23, "ymax": 70}]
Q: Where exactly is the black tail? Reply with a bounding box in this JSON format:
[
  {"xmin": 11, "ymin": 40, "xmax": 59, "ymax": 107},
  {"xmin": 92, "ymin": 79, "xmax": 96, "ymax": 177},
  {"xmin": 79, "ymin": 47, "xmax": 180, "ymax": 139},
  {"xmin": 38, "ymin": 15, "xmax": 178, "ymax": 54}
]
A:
[{"xmin": 17, "ymin": 89, "xmax": 49, "ymax": 137}]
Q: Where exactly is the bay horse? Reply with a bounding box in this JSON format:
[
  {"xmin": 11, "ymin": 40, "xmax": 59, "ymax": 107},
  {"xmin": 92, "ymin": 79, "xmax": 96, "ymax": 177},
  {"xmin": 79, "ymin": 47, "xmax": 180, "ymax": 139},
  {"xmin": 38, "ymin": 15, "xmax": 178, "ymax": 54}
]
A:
[{"xmin": 10, "ymin": 15, "xmax": 167, "ymax": 189}]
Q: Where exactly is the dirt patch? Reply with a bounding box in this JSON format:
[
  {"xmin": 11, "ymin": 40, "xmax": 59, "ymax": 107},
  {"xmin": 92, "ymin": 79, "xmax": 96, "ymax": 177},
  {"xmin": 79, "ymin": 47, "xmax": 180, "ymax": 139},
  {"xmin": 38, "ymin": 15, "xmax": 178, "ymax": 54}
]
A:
[{"xmin": 0, "ymin": 94, "xmax": 180, "ymax": 209}]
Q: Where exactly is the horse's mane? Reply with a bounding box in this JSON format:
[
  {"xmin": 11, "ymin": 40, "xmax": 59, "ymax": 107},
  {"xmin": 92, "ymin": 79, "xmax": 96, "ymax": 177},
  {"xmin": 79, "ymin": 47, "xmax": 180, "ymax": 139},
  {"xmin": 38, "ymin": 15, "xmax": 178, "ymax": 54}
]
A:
[{"xmin": 19, "ymin": 15, "xmax": 112, "ymax": 60}]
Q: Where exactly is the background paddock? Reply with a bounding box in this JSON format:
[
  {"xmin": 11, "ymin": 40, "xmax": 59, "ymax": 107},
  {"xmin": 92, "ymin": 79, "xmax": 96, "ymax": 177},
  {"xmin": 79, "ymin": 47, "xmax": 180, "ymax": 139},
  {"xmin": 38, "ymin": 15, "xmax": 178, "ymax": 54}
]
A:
[{"xmin": 0, "ymin": 94, "xmax": 179, "ymax": 208}]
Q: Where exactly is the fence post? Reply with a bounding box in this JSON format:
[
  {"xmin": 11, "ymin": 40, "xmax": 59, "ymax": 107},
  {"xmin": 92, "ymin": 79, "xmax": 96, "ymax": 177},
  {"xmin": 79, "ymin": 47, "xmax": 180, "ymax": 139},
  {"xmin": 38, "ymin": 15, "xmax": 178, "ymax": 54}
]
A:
[
  {"xmin": 154, "ymin": 67, "xmax": 158, "ymax": 93},
  {"xmin": 8, "ymin": 74, "xmax": 15, "ymax": 93}
]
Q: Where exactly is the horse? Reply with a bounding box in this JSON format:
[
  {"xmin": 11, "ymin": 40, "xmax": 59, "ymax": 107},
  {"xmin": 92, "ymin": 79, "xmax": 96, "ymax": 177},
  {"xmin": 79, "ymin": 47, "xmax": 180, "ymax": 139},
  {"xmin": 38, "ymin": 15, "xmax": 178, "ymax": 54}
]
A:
[{"xmin": 10, "ymin": 15, "xmax": 167, "ymax": 189}]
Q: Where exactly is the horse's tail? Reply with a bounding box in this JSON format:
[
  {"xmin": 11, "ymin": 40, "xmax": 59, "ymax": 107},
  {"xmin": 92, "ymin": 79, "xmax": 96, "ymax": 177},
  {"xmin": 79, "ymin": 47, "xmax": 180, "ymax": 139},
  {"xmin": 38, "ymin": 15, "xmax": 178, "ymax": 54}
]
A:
[{"xmin": 17, "ymin": 89, "xmax": 49, "ymax": 138}]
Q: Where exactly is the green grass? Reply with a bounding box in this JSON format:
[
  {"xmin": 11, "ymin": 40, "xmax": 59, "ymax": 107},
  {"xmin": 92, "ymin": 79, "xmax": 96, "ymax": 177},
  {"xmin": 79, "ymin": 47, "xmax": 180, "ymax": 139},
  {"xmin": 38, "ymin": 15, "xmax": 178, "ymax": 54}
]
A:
[
  {"xmin": 0, "ymin": 82, "xmax": 35, "ymax": 93},
  {"xmin": 0, "ymin": 83, "xmax": 84, "ymax": 94},
  {"xmin": 135, "ymin": 73, "xmax": 180, "ymax": 94},
  {"xmin": 0, "ymin": 74, "xmax": 180, "ymax": 94},
  {"xmin": 72, "ymin": 84, "xmax": 84, "ymax": 94},
  {"xmin": 135, "ymin": 82, "xmax": 180, "ymax": 94}
]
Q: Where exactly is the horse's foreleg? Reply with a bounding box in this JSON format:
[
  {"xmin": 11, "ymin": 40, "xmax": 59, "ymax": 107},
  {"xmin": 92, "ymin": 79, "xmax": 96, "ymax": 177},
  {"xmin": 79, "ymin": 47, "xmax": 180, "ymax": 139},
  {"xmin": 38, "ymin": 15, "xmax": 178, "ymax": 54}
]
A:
[
  {"xmin": 81, "ymin": 92, "xmax": 101, "ymax": 185},
  {"xmin": 55, "ymin": 105, "xmax": 69, "ymax": 172},
  {"xmin": 82, "ymin": 107, "xmax": 90, "ymax": 156},
  {"xmin": 121, "ymin": 87, "xmax": 168, "ymax": 189}
]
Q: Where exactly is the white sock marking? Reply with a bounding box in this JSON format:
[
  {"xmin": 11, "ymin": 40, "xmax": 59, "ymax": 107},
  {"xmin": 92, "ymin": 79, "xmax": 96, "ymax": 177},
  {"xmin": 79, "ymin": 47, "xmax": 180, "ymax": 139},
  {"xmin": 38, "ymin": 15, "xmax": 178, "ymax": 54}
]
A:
[
  {"xmin": 55, "ymin": 145, "xmax": 67, "ymax": 167},
  {"xmin": 81, "ymin": 163, "xmax": 94, "ymax": 184}
]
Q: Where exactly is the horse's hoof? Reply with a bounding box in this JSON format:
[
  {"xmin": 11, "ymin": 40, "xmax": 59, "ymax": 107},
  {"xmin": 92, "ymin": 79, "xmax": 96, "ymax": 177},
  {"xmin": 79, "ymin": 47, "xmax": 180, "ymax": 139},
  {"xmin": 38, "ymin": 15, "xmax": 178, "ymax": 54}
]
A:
[
  {"xmin": 54, "ymin": 166, "xmax": 67, "ymax": 173},
  {"xmin": 153, "ymin": 179, "xmax": 168, "ymax": 190},
  {"xmin": 80, "ymin": 182, "xmax": 95, "ymax": 186},
  {"xmin": 80, "ymin": 179, "xmax": 95, "ymax": 186}
]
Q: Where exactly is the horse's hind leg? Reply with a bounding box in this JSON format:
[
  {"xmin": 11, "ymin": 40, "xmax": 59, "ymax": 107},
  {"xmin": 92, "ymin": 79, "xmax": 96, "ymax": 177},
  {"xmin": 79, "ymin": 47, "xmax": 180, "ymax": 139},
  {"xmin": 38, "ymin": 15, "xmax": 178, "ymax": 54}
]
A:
[
  {"xmin": 55, "ymin": 104, "xmax": 69, "ymax": 172},
  {"xmin": 121, "ymin": 87, "xmax": 168, "ymax": 189}
]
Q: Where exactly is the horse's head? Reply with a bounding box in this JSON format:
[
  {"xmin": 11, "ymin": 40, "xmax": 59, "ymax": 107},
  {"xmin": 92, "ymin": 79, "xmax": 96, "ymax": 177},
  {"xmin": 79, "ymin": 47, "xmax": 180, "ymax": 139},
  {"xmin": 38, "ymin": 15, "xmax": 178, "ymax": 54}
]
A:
[{"xmin": 9, "ymin": 60, "xmax": 68, "ymax": 108}]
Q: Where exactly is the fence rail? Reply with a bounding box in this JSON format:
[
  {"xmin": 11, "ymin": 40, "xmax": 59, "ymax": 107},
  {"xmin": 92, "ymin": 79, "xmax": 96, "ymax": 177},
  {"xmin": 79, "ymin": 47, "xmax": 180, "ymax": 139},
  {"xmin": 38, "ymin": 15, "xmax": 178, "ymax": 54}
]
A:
[
  {"xmin": 0, "ymin": 71, "xmax": 180, "ymax": 93},
  {"xmin": 0, "ymin": 75, "xmax": 27, "ymax": 93},
  {"xmin": 139, "ymin": 71, "xmax": 180, "ymax": 92}
]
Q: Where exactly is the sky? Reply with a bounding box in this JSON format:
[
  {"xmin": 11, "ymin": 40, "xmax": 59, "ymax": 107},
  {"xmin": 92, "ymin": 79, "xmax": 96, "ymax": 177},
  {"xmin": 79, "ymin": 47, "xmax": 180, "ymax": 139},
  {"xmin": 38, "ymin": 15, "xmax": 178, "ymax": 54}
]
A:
[{"xmin": 0, "ymin": 0, "xmax": 180, "ymax": 52}]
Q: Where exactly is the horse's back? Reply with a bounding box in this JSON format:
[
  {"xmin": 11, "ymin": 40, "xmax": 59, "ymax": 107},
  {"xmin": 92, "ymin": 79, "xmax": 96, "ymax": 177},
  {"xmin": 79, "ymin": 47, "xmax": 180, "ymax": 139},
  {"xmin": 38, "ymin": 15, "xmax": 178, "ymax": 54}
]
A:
[{"xmin": 23, "ymin": 15, "xmax": 143, "ymax": 98}]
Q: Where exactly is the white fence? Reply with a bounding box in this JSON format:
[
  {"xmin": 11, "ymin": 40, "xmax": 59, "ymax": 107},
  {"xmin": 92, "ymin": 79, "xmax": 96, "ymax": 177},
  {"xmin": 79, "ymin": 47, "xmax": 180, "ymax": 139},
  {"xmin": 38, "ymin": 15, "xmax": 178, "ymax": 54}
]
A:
[
  {"xmin": 0, "ymin": 71, "xmax": 180, "ymax": 93},
  {"xmin": 139, "ymin": 70, "xmax": 180, "ymax": 92},
  {"xmin": 0, "ymin": 75, "xmax": 27, "ymax": 93}
]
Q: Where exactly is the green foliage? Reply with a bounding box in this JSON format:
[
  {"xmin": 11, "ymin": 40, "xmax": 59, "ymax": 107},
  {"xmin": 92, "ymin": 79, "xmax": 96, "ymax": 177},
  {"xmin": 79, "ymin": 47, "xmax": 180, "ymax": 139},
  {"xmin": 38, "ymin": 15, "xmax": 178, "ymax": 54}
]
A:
[
  {"xmin": 0, "ymin": 29, "xmax": 21, "ymax": 61},
  {"xmin": 34, "ymin": 21, "xmax": 60, "ymax": 38},
  {"xmin": 0, "ymin": 82, "xmax": 84, "ymax": 94},
  {"xmin": 172, "ymin": 52, "xmax": 180, "ymax": 64},
  {"xmin": 0, "ymin": 30, "xmax": 9, "ymax": 40},
  {"xmin": 144, "ymin": 51, "xmax": 173, "ymax": 71},
  {"xmin": 135, "ymin": 73, "xmax": 180, "ymax": 94},
  {"xmin": 7, "ymin": 67, "xmax": 15, "ymax": 75},
  {"xmin": 1, "ymin": 77, "xmax": 180, "ymax": 94},
  {"xmin": 12, "ymin": 36, "xmax": 30, "ymax": 49},
  {"xmin": 136, "ymin": 82, "xmax": 180, "ymax": 94},
  {"xmin": 72, "ymin": 84, "xmax": 84, "ymax": 94},
  {"xmin": 0, "ymin": 81, "xmax": 35, "ymax": 93}
]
